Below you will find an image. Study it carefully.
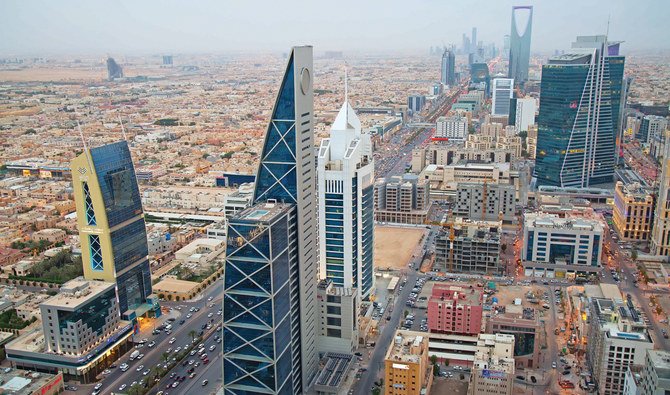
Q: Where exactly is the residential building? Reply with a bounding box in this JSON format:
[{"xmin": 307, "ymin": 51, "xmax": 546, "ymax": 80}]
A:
[
  {"xmin": 651, "ymin": 132, "xmax": 670, "ymax": 256},
  {"xmin": 454, "ymin": 182, "xmax": 516, "ymax": 223},
  {"xmin": 411, "ymin": 144, "xmax": 516, "ymax": 173},
  {"xmin": 384, "ymin": 330, "xmax": 433, "ymax": 395},
  {"xmin": 6, "ymin": 278, "xmax": 134, "ymax": 382},
  {"xmin": 587, "ymin": 298, "xmax": 654, "ymax": 395},
  {"xmin": 468, "ymin": 333, "xmax": 516, "ymax": 395},
  {"xmin": 374, "ymin": 174, "xmax": 430, "ymax": 224},
  {"xmin": 427, "ymin": 284, "xmax": 482, "ymax": 335},
  {"xmin": 636, "ymin": 349, "xmax": 670, "ymax": 395},
  {"xmin": 316, "ymin": 279, "xmax": 358, "ymax": 355},
  {"xmin": 70, "ymin": 141, "xmax": 159, "ymax": 320},
  {"xmin": 317, "ymin": 98, "xmax": 375, "ymax": 301},
  {"xmin": 508, "ymin": 6, "xmax": 533, "ymax": 84},
  {"xmin": 535, "ymin": 36, "xmax": 625, "ymax": 187},
  {"xmin": 222, "ymin": 46, "xmax": 318, "ymax": 394},
  {"xmin": 436, "ymin": 115, "xmax": 468, "ymax": 141},
  {"xmin": 491, "ymin": 78, "xmax": 514, "ymax": 116},
  {"xmin": 486, "ymin": 310, "xmax": 540, "ymax": 369},
  {"xmin": 480, "ymin": 122, "xmax": 503, "ymax": 138},
  {"xmin": 522, "ymin": 212, "xmax": 604, "ymax": 278},
  {"xmin": 441, "ymin": 49, "xmax": 456, "ymax": 86},
  {"xmin": 435, "ymin": 219, "xmax": 502, "ymax": 275},
  {"xmin": 637, "ymin": 115, "xmax": 668, "ymax": 144},
  {"xmin": 31, "ymin": 228, "xmax": 66, "ymax": 244},
  {"xmin": 514, "ymin": 97, "xmax": 536, "ymax": 132},
  {"xmin": 612, "ymin": 181, "xmax": 654, "ymax": 242}
]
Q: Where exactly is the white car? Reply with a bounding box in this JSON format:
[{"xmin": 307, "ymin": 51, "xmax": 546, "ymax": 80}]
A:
[
  {"xmin": 209, "ymin": 345, "xmax": 216, "ymax": 351},
  {"xmin": 136, "ymin": 364, "xmax": 144, "ymax": 372},
  {"xmin": 118, "ymin": 384, "xmax": 127, "ymax": 391},
  {"xmin": 169, "ymin": 337, "xmax": 176, "ymax": 344}
]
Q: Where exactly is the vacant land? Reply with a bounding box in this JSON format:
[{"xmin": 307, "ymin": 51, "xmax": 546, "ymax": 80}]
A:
[{"xmin": 374, "ymin": 226, "xmax": 425, "ymax": 270}]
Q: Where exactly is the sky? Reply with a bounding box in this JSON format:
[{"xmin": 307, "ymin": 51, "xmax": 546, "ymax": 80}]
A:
[{"xmin": 1, "ymin": 0, "xmax": 668, "ymax": 55}]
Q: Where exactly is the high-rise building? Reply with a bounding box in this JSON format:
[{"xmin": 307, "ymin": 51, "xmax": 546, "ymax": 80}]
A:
[
  {"xmin": 508, "ymin": 6, "xmax": 532, "ymax": 84},
  {"xmin": 534, "ymin": 36, "xmax": 625, "ymax": 187},
  {"xmin": 317, "ymin": 98, "xmax": 375, "ymax": 301},
  {"xmin": 492, "ymin": 78, "xmax": 514, "ymax": 116},
  {"xmin": 472, "ymin": 27, "xmax": 478, "ymax": 53},
  {"xmin": 436, "ymin": 115, "xmax": 468, "ymax": 141},
  {"xmin": 106, "ymin": 57, "xmax": 123, "ymax": 80},
  {"xmin": 503, "ymin": 35, "xmax": 510, "ymax": 60},
  {"xmin": 222, "ymin": 46, "xmax": 318, "ymax": 394},
  {"xmin": 71, "ymin": 141, "xmax": 157, "ymax": 319},
  {"xmin": 613, "ymin": 181, "xmax": 654, "ymax": 242},
  {"xmin": 162, "ymin": 55, "xmax": 173, "ymax": 66},
  {"xmin": 434, "ymin": 219, "xmax": 503, "ymax": 275},
  {"xmin": 441, "ymin": 49, "xmax": 456, "ymax": 86},
  {"xmin": 651, "ymin": 132, "xmax": 670, "ymax": 256},
  {"xmin": 637, "ymin": 115, "xmax": 668, "ymax": 144},
  {"xmin": 470, "ymin": 62, "xmax": 491, "ymax": 95},
  {"xmin": 407, "ymin": 95, "xmax": 426, "ymax": 114},
  {"xmin": 514, "ymin": 97, "xmax": 536, "ymax": 132}
]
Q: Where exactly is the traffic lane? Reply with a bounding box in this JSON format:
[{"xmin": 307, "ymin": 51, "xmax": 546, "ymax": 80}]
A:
[{"xmin": 174, "ymin": 341, "xmax": 222, "ymax": 395}]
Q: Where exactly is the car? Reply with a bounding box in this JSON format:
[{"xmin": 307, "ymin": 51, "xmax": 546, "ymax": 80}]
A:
[
  {"xmin": 194, "ymin": 362, "xmax": 200, "ymax": 368},
  {"xmin": 174, "ymin": 347, "xmax": 182, "ymax": 353},
  {"xmin": 203, "ymin": 358, "xmax": 210, "ymax": 364},
  {"xmin": 119, "ymin": 384, "xmax": 127, "ymax": 391},
  {"xmin": 189, "ymin": 372, "xmax": 197, "ymax": 379},
  {"xmin": 102, "ymin": 369, "xmax": 112, "ymax": 375},
  {"xmin": 202, "ymin": 379, "xmax": 209, "ymax": 386},
  {"xmin": 170, "ymin": 372, "xmax": 177, "ymax": 379},
  {"xmin": 147, "ymin": 341, "xmax": 156, "ymax": 348},
  {"xmin": 190, "ymin": 349, "xmax": 197, "ymax": 356},
  {"xmin": 137, "ymin": 353, "xmax": 144, "ymax": 360},
  {"xmin": 208, "ymin": 312, "xmax": 213, "ymax": 318},
  {"xmin": 552, "ymin": 362, "xmax": 557, "ymax": 369},
  {"xmin": 137, "ymin": 365, "xmax": 144, "ymax": 372},
  {"xmin": 179, "ymin": 319, "xmax": 185, "ymax": 325},
  {"xmin": 172, "ymin": 381, "xmax": 180, "ymax": 388},
  {"xmin": 354, "ymin": 352, "xmax": 362, "ymax": 357},
  {"xmin": 143, "ymin": 369, "xmax": 151, "ymax": 376},
  {"xmin": 169, "ymin": 337, "xmax": 176, "ymax": 344},
  {"xmin": 209, "ymin": 345, "xmax": 216, "ymax": 351},
  {"xmin": 187, "ymin": 367, "xmax": 195, "ymax": 374}
]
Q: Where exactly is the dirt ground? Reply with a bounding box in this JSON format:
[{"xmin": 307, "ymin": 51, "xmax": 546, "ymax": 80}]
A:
[
  {"xmin": 374, "ymin": 226, "xmax": 425, "ymax": 270},
  {"xmin": 431, "ymin": 377, "xmax": 468, "ymax": 395}
]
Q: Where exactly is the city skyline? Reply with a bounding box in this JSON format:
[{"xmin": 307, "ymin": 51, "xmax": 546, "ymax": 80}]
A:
[{"xmin": 1, "ymin": 0, "xmax": 669, "ymax": 55}]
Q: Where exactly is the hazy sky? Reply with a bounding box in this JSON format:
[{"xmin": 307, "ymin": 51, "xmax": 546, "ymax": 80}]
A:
[{"xmin": 1, "ymin": 0, "xmax": 668, "ymax": 55}]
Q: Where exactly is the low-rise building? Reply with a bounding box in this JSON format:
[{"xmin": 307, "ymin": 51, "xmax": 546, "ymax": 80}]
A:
[
  {"xmin": 486, "ymin": 310, "xmax": 540, "ymax": 369},
  {"xmin": 427, "ymin": 284, "xmax": 482, "ymax": 335},
  {"xmin": 384, "ymin": 330, "xmax": 433, "ymax": 395},
  {"xmin": 30, "ymin": 229, "xmax": 66, "ymax": 244},
  {"xmin": 468, "ymin": 333, "xmax": 516, "ymax": 395},
  {"xmin": 0, "ymin": 369, "xmax": 64, "ymax": 395},
  {"xmin": 454, "ymin": 182, "xmax": 516, "ymax": 223},
  {"xmin": 613, "ymin": 181, "xmax": 654, "ymax": 242},
  {"xmin": 435, "ymin": 219, "xmax": 502, "ymax": 275}
]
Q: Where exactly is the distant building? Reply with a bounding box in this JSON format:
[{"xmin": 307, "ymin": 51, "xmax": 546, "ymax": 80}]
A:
[
  {"xmin": 470, "ymin": 63, "xmax": 490, "ymax": 95},
  {"xmin": 106, "ymin": 57, "xmax": 123, "ymax": 80},
  {"xmin": 435, "ymin": 219, "xmax": 502, "ymax": 275},
  {"xmin": 522, "ymin": 212, "xmax": 603, "ymax": 278},
  {"xmin": 468, "ymin": 333, "xmax": 516, "ymax": 395},
  {"xmin": 508, "ymin": 6, "xmax": 533, "ymax": 84},
  {"xmin": 384, "ymin": 330, "xmax": 433, "ymax": 395},
  {"xmin": 514, "ymin": 97, "xmax": 536, "ymax": 132},
  {"xmin": 441, "ymin": 49, "xmax": 456, "ymax": 86},
  {"xmin": 408, "ymin": 95, "xmax": 426, "ymax": 114},
  {"xmin": 427, "ymin": 284, "xmax": 483, "ymax": 335},
  {"xmin": 613, "ymin": 181, "xmax": 654, "ymax": 242},
  {"xmin": 637, "ymin": 115, "xmax": 667, "ymax": 144},
  {"xmin": 316, "ymin": 280, "xmax": 358, "ymax": 355},
  {"xmin": 162, "ymin": 55, "xmax": 173, "ymax": 66},
  {"xmin": 491, "ymin": 78, "xmax": 514, "ymax": 116},
  {"xmin": 454, "ymin": 182, "xmax": 516, "ymax": 223},
  {"xmin": 436, "ymin": 115, "xmax": 468, "ymax": 141}
]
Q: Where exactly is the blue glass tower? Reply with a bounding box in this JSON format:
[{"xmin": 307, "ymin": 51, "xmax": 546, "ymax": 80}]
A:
[
  {"xmin": 223, "ymin": 46, "xmax": 318, "ymax": 394},
  {"xmin": 441, "ymin": 49, "xmax": 456, "ymax": 86},
  {"xmin": 508, "ymin": 6, "xmax": 533, "ymax": 85},
  {"xmin": 535, "ymin": 36, "xmax": 625, "ymax": 187}
]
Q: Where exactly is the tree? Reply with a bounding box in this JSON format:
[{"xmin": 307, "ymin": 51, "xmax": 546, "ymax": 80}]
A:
[
  {"xmin": 631, "ymin": 249, "xmax": 638, "ymax": 261},
  {"xmin": 433, "ymin": 364, "xmax": 440, "ymax": 376},
  {"xmin": 162, "ymin": 351, "xmax": 170, "ymax": 363},
  {"xmin": 128, "ymin": 383, "xmax": 143, "ymax": 395},
  {"xmin": 189, "ymin": 330, "xmax": 197, "ymax": 343},
  {"xmin": 444, "ymin": 358, "xmax": 450, "ymax": 367},
  {"xmin": 430, "ymin": 354, "xmax": 438, "ymax": 366},
  {"xmin": 501, "ymin": 244, "xmax": 507, "ymax": 253}
]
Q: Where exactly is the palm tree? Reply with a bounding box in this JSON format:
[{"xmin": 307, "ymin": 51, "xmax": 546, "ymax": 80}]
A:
[
  {"xmin": 189, "ymin": 330, "xmax": 197, "ymax": 343},
  {"xmin": 151, "ymin": 366, "xmax": 164, "ymax": 382},
  {"xmin": 128, "ymin": 383, "xmax": 143, "ymax": 395},
  {"xmin": 162, "ymin": 351, "xmax": 170, "ymax": 363}
]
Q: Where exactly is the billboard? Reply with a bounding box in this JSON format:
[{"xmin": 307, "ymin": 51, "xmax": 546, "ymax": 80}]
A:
[{"xmin": 482, "ymin": 369, "xmax": 506, "ymax": 379}]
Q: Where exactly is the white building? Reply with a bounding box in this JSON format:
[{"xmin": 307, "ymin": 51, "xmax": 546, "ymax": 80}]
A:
[
  {"xmin": 633, "ymin": 349, "xmax": 670, "ymax": 395},
  {"xmin": 522, "ymin": 212, "xmax": 604, "ymax": 278},
  {"xmin": 317, "ymin": 100, "xmax": 375, "ymax": 301},
  {"xmin": 468, "ymin": 333, "xmax": 516, "ymax": 395},
  {"xmin": 436, "ymin": 115, "xmax": 468, "ymax": 141},
  {"xmin": 491, "ymin": 78, "xmax": 514, "ymax": 117},
  {"xmin": 514, "ymin": 97, "xmax": 536, "ymax": 132}
]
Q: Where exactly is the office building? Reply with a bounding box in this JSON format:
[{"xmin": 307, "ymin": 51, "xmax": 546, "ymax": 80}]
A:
[
  {"xmin": 317, "ymin": 98, "xmax": 375, "ymax": 301},
  {"xmin": 313, "ymin": 353, "xmax": 354, "ymax": 395},
  {"xmin": 407, "ymin": 95, "xmax": 426, "ymax": 114},
  {"xmin": 492, "ymin": 78, "xmax": 514, "ymax": 116},
  {"xmin": 508, "ymin": 6, "xmax": 532, "ymax": 84},
  {"xmin": 468, "ymin": 333, "xmax": 516, "ymax": 395},
  {"xmin": 106, "ymin": 57, "xmax": 123, "ymax": 80},
  {"xmin": 384, "ymin": 330, "xmax": 433, "ymax": 395},
  {"xmin": 613, "ymin": 181, "xmax": 654, "ymax": 242},
  {"xmin": 436, "ymin": 115, "xmax": 468, "ymax": 141},
  {"xmin": 637, "ymin": 115, "xmax": 668, "ymax": 144},
  {"xmin": 441, "ymin": 49, "xmax": 456, "ymax": 86},
  {"xmin": 470, "ymin": 63, "xmax": 490, "ymax": 95},
  {"xmin": 316, "ymin": 280, "xmax": 358, "ymax": 355},
  {"xmin": 6, "ymin": 279, "xmax": 134, "ymax": 382},
  {"xmin": 454, "ymin": 182, "xmax": 516, "ymax": 223},
  {"xmin": 522, "ymin": 212, "xmax": 603, "ymax": 278},
  {"xmin": 472, "ymin": 27, "xmax": 477, "ymax": 54},
  {"xmin": 486, "ymin": 311, "xmax": 540, "ymax": 369},
  {"xmin": 587, "ymin": 298, "xmax": 654, "ymax": 395},
  {"xmin": 70, "ymin": 141, "xmax": 158, "ymax": 320},
  {"xmin": 374, "ymin": 174, "xmax": 430, "ymax": 224},
  {"xmin": 651, "ymin": 133, "xmax": 670, "ymax": 256},
  {"xmin": 633, "ymin": 350, "xmax": 670, "ymax": 395},
  {"xmin": 222, "ymin": 46, "xmax": 318, "ymax": 394},
  {"xmin": 514, "ymin": 97, "xmax": 536, "ymax": 132},
  {"xmin": 434, "ymin": 219, "xmax": 502, "ymax": 275},
  {"xmin": 535, "ymin": 36, "xmax": 625, "ymax": 187},
  {"xmin": 427, "ymin": 284, "xmax": 482, "ymax": 335}
]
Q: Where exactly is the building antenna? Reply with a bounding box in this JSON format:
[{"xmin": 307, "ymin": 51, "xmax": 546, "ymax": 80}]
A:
[
  {"xmin": 118, "ymin": 114, "xmax": 128, "ymax": 141},
  {"xmin": 77, "ymin": 120, "xmax": 88, "ymax": 152},
  {"xmin": 344, "ymin": 62, "xmax": 348, "ymax": 104},
  {"xmin": 606, "ymin": 14, "xmax": 611, "ymax": 39}
]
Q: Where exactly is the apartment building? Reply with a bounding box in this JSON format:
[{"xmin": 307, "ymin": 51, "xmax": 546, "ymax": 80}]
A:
[
  {"xmin": 384, "ymin": 330, "xmax": 433, "ymax": 395},
  {"xmin": 613, "ymin": 181, "xmax": 654, "ymax": 242},
  {"xmin": 316, "ymin": 279, "xmax": 358, "ymax": 355},
  {"xmin": 374, "ymin": 174, "xmax": 430, "ymax": 224},
  {"xmin": 468, "ymin": 333, "xmax": 516, "ymax": 395},
  {"xmin": 454, "ymin": 182, "xmax": 516, "ymax": 223},
  {"xmin": 427, "ymin": 284, "xmax": 483, "ymax": 335}
]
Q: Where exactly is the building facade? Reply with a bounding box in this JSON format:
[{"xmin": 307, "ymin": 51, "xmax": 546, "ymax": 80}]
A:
[
  {"xmin": 436, "ymin": 115, "xmax": 468, "ymax": 141},
  {"xmin": 514, "ymin": 97, "xmax": 536, "ymax": 132},
  {"xmin": 316, "ymin": 280, "xmax": 358, "ymax": 355},
  {"xmin": 454, "ymin": 182, "xmax": 516, "ymax": 223},
  {"xmin": 651, "ymin": 132, "xmax": 670, "ymax": 256},
  {"xmin": 612, "ymin": 181, "xmax": 654, "ymax": 242},
  {"xmin": 486, "ymin": 312, "xmax": 540, "ymax": 369},
  {"xmin": 70, "ymin": 141, "xmax": 158, "ymax": 320},
  {"xmin": 317, "ymin": 100, "xmax": 375, "ymax": 301},
  {"xmin": 435, "ymin": 219, "xmax": 502, "ymax": 275},
  {"xmin": 637, "ymin": 115, "xmax": 668, "ymax": 144},
  {"xmin": 374, "ymin": 175, "xmax": 430, "ymax": 225},
  {"xmin": 492, "ymin": 78, "xmax": 514, "ymax": 117},
  {"xmin": 384, "ymin": 330, "xmax": 432, "ymax": 395},
  {"xmin": 508, "ymin": 6, "xmax": 533, "ymax": 84},
  {"xmin": 222, "ymin": 46, "xmax": 318, "ymax": 394},
  {"xmin": 407, "ymin": 95, "xmax": 426, "ymax": 114},
  {"xmin": 441, "ymin": 49, "xmax": 456, "ymax": 86},
  {"xmin": 468, "ymin": 333, "xmax": 516, "ymax": 395},
  {"xmin": 635, "ymin": 350, "xmax": 670, "ymax": 395},
  {"xmin": 427, "ymin": 285, "xmax": 483, "ymax": 335},
  {"xmin": 535, "ymin": 36, "xmax": 625, "ymax": 187}
]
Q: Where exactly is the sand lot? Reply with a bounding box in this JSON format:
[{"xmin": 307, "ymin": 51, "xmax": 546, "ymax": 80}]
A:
[{"xmin": 374, "ymin": 226, "xmax": 425, "ymax": 270}]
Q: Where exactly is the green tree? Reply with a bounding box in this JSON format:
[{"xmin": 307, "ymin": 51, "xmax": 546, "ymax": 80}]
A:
[
  {"xmin": 128, "ymin": 383, "xmax": 143, "ymax": 395},
  {"xmin": 444, "ymin": 358, "xmax": 450, "ymax": 367},
  {"xmin": 631, "ymin": 249, "xmax": 638, "ymax": 261},
  {"xmin": 189, "ymin": 330, "xmax": 197, "ymax": 343},
  {"xmin": 433, "ymin": 364, "xmax": 440, "ymax": 376},
  {"xmin": 162, "ymin": 351, "xmax": 170, "ymax": 363},
  {"xmin": 430, "ymin": 354, "xmax": 438, "ymax": 366}
]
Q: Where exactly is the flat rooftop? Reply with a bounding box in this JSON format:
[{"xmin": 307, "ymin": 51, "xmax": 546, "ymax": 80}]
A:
[
  {"xmin": 233, "ymin": 201, "xmax": 293, "ymax": 223},
  {"xmin": 647, "ymin": 350, "xmax": 670, "ymax": 378},
  {"xmin": 42, "ymin": 278, "xmax": 115, "ymax": 309},
  {"xmin": 430, "ymin": 284, "xmax": 481, "ymax": 306},
  {"xmin": 153, "ymin": 278, "xmax": 200, "ymax": 293},
  {"xmin": 0, "ymin": 369, "xmax": 61, "ymax": 394},
  {"xmin": 314, "ymin": 353, "xmax": 353, "ymax": 390},
  {"xmin": 386, "ymin": 331, "xmax": 425, "ymax": 364}
]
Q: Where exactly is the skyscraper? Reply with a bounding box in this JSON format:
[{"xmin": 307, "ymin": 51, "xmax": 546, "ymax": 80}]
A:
[
  {"xmin": 651, "ymin": 131, "xmax": 670, "ymax": 256},
  {"xmin": 223, "ymin": 46, "xmax": 318, "ymax": 394},
  {"xmin": 441, "ymin": 48, "xmax": 456, "ymax": 86},
  {"xmin": 472, "ymin": 27, "xmax": 478, "ymax": 53},
  {"xmin": 508, "ymin": 6, "xmax": 532, "ymax": 84},
  {"xmin": 491, "ymin": 78, "xmax": 514, "ymax": 116},
  {"xmin": 534, "ymin": 36, "xmax": 625, "ymax": 187},
  {"xmin": 317, "ymin": 96, "xmax": 375, "ymax": 302},
  {"xmin": 71, "ymin": 141, "xmax": 158, "ymax": 320}
]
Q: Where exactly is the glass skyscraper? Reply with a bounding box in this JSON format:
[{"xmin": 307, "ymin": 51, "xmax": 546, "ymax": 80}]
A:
[
  {"xmin": 441, "ymin": 49, "xmax": 456, "ymax": 86},
  {"xmin": 535, "ymin": 36, "xmax": 625, "ymax": 187},
  {"xmin": 223, "ymin": 46, "xmax": 318, "ymax": 394},
  {"xmin": 71, "ymin": 141, "xmax": 157, "ymax": 320},
  {"xmin": 508, "ymin": 5, "xmax": 533, "ymax": 85}
]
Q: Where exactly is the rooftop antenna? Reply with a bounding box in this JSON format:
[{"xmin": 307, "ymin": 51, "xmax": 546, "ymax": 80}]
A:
[
  {"xmin": 118, "ymin": 115, "xmax": 128, "ymax": 141},
  {"xmin": 344, "ymin": 62, "xmax": 348, "ymax": 105},
  {"xmin": 77, "ymin": 120, "xmax": 88, "ymax": 152}
]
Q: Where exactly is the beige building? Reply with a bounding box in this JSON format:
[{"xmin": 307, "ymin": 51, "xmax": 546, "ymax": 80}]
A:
[
  {"xmin": 468, "ymin": 333, "xmax": 516, "ymax": 395},
  {"xmin": 384, "ymin": 330, "xmax": 433, "ymax": 395},
  {"xmin": 31, "ymin": 228, "xmax": 66, "ymax": 244},
  {"xmin": 613, "ymin": 181, "xmax": 654, "ymax": 242},
  {"xmin": 652, "ymin": 132, "xmax": 670, "ymax": 255},
  {"xmin": 316, "ymin": 280, "xmax": 358, "ymax": 355}
]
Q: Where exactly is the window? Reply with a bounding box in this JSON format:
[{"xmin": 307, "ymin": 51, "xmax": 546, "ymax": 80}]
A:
[
  {"xmin": 89, "ymin": 235, "xmax": 104, "ymax": 271},
  {"xmin": 82, "ymin": 182, "xmax": 97, "ymax": 226}
]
